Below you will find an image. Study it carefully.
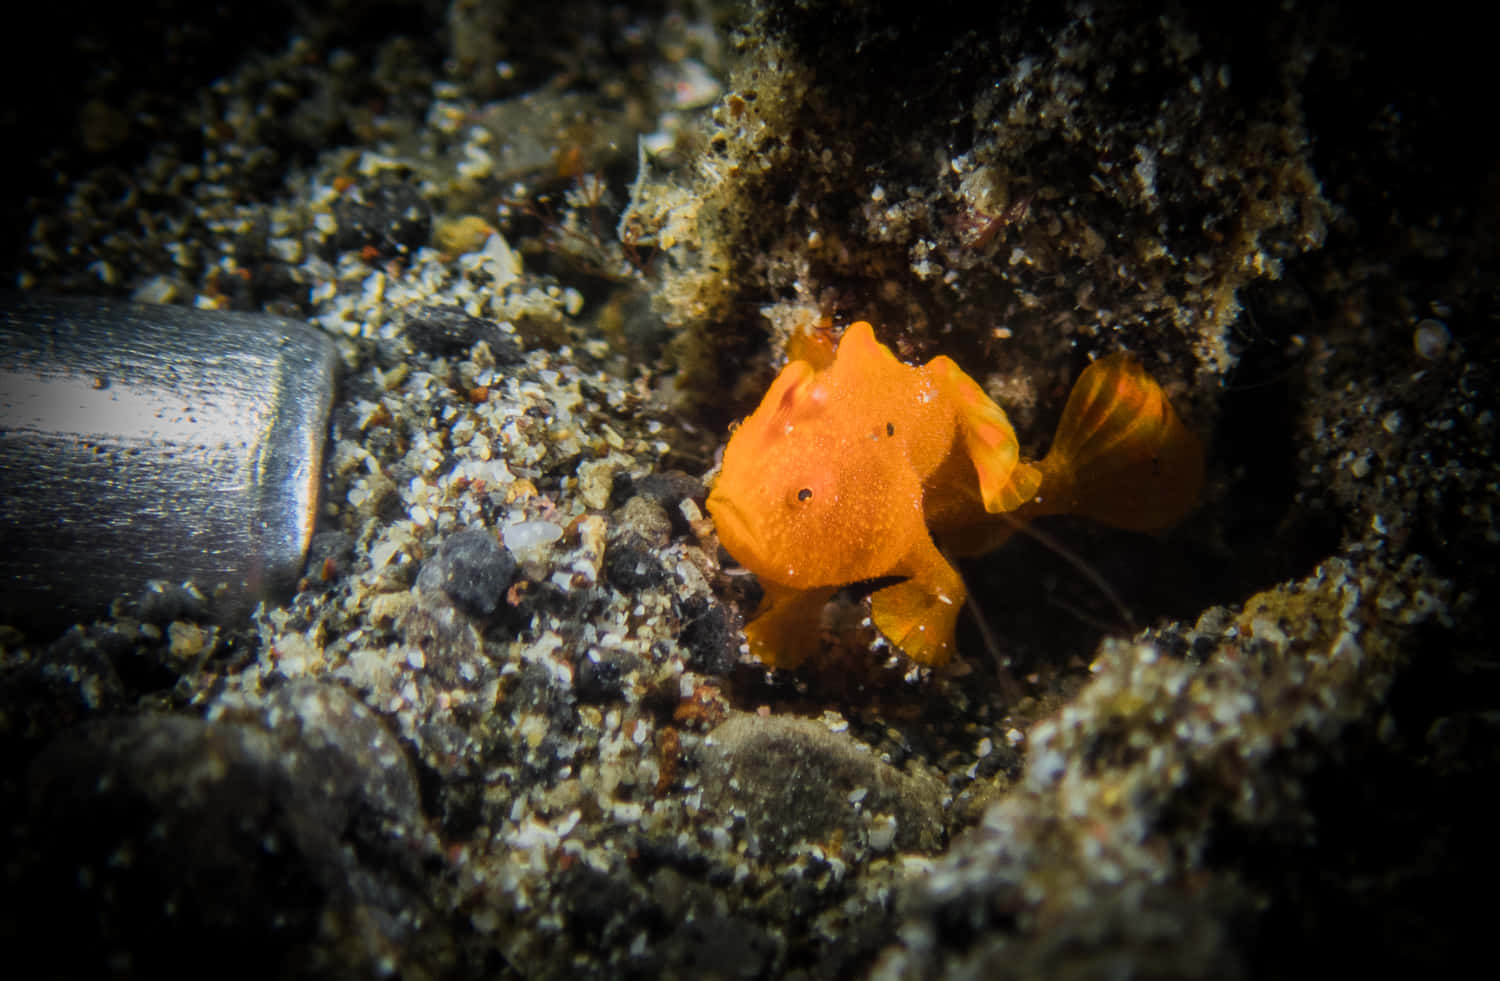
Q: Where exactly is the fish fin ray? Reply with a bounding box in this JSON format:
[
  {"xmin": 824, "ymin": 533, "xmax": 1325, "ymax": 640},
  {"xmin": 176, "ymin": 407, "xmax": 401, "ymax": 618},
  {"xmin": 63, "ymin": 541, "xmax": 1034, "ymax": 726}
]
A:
[
  {"xmin": 744, "ymin": 582, "xmax": 836, "ymax": 670},
  {"xmin": 933, "ymin": 357, "xmax": 1043, "ymax": 513},
  {"xmin": 869, "ymin": 543, "xmax": 967, "ymax": 667},
  {"xmin": 1039, "ymin": 353, "xmax": 1203, "ymax": 531}
]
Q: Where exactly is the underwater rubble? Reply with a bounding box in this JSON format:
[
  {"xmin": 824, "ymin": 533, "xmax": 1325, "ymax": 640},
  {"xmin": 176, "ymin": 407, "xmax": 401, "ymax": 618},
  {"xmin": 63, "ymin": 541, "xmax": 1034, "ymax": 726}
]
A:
[{"xmin": 2, "ymin": 1, "xmax": 1495, "ymax": 977}]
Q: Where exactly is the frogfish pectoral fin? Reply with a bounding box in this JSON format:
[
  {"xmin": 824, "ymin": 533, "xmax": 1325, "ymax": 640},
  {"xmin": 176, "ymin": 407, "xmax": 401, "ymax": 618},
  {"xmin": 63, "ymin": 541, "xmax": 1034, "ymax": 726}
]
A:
[
  {"xmin": 932, "ymin": 356, "xmax": 1043, "ymax": 514},
  {"xmin": 868, "ymin": 540, "xmax": 967, "ymax": 667},
  {"xmin": 743, "ymin": 582, "xmax": 838, "ymax": 670},
  {"xmin": 1034, "ymin": 353, "xmax": 1203, "ymax": 532}
]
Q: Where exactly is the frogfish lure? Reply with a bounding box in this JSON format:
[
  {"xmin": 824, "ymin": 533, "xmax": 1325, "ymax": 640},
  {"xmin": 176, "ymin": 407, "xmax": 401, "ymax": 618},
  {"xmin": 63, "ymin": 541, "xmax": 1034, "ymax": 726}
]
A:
[{"xmin": 706, "ymin": 321, "xmax": 1203, "ymax": 669}]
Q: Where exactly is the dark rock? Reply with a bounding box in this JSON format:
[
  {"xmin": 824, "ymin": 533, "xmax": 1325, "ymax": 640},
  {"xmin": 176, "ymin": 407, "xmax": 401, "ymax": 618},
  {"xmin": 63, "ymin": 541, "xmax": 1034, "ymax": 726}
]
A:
[
  {"xmin": 603, "ymin": 536, "xmax": 667, "ymax": 592},
  {"xmin": 604, "ymin": 496, "xmax": 673, "ymax": 593},
  {"xmin": 16, "ymin": 686, "xmax": 444, "ymax": 976},
  {"xmin": 402, "ymin": 304, "xmax": 524, "ymax": 362},
  {"xmin": 396, "ymin": 597, "xmax": 485, "ymax": 685},
  {"xmin": 416, "ymin": 528, "xmax": 516, "ymax": 617},
  {"xmin": 331, "ymin": 178, "xmax": 430, "ymax": 256},
  {"xmin": 575, "ymin": 646, "xmax": 642, "ymax": 704},
  {"xmin": 512, "ymin": 659, "xmax": 572, "ymax": 719},
  {"xmin": 559, "ymin": 861, "xmax": 656, "ymax": 952},
  {"xmin": 624, "ymin": 471, "xmax": 707, "ymax": 533},
  {"xmin": 631, "ymin": 470, "xmax": 707, "ymax": 508},
  {"xmin": 0, "ymin": 627, "xmax": 127, "ymax": 759},
  {"xmin": 131, "ymin": 580, "xmax": 208, "ymax": 624},
  {"xmin": 696, "ymin": 713, "xmax": 946, "ymax": 862},
  {"xmin": 651, "ymin": 909, "xmax": 782, "ymax": 980},
  {"xmin": 23, "ymin": 715, "xmax": 318, "ymax": 974},
  {"xmin": 633, "ymin": 835, "xmax": 713, "ymax": 877},
  {"xmin": 678, "ymin": 594, "xmax": 740, "ymax": 677},
  {"xmin": 260, "ymin": 681, "xmax": 425, "ymax": 834},
  {"xmin": 610, "ymin": 495, "xmax": 674, "ymax": 549}
]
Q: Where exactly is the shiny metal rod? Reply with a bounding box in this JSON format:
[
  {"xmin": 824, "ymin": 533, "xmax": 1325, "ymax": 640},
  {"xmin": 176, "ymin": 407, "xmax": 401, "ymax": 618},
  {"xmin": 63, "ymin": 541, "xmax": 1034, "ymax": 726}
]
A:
[{"xmin": 0, "ymin": 292, "xmax": 339, "ymax": 632}]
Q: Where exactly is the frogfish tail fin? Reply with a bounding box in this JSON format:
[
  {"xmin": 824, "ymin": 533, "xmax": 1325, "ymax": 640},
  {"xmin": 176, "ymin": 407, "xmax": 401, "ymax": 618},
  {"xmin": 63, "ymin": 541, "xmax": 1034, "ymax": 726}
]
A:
[{"xmin": 1032, "ymin": 353, "xmax": 1203, "ymax": 532}]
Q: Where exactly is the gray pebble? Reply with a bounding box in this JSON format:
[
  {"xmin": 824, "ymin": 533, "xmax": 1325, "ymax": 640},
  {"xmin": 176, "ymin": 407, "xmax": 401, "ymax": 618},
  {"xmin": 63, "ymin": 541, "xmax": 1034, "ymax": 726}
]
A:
[{"xmin": 416, "ymin": 528, "xmax": 516, "ymax": 617}]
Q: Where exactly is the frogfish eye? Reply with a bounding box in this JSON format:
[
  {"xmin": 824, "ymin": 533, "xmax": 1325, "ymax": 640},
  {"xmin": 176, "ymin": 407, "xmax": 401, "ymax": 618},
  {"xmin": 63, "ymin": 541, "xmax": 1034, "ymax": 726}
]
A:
[{"xmin": 796, "ymin": 487, "xmax": 813, "ymax": 502}]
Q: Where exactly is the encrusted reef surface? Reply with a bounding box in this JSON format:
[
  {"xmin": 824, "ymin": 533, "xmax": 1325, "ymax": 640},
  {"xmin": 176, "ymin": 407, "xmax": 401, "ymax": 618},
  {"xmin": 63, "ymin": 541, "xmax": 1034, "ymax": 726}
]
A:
[{"xmin": 1, "ymin": 1, "xmax": 1495, "ymax": 977}]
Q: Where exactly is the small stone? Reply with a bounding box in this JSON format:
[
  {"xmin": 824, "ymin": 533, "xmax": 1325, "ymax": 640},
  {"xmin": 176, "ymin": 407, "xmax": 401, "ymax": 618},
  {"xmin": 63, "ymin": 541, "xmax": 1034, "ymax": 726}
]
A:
[
  {"xmin": 417, "ymin": 528, "xmax": 516, "ymax": 617},
  {"xmin": 402, "ymin": 304, "xmax": 523, "ymax": 362},
  {"xmin": 629, "ymin": 470, "xmax": 708, "ymax": 534},
  {"xmin": 503, "ymin": 520, "xmax": 564, "ymax": 555},
  {"xmin": 1413, "ymin": 318, "xmax": 1450, "ymax": 360},
  {"xmin": 578, "ymin": 457, "xmax": 619, "ymax": 510},
  {"xmin": 677, "ymin": 594, "xmax": 739, "ymax": 677},
  {"xmin": 695, "ymin": 713, "xmax": 946, "ymax": 860},
  {"xmin": 603, "ymin": 538, "xmax": 667, "ymax": 591},
  {"xmin": 631, "ymin": 470, "xmax": 707, "ymax": 508},
  {"xmin": 167, "ymin": 621, "xmax": 207, "ymax": 660},
  {"xmin": 611, "ymin": 496, "xmax": 674, "ymax": 549},
  {"xmin": 331, "ymin": 178, "xmax": 430, "ymax": 255},
  {"xmin": 20, "ymin": 699, "xmax": 432, "ymax": 976},
  {"xmin": 132, "ymin": 580, "xmax": 207, "ymax": 625},
  {"xmin": 433, "ymin": 214, "xmax": 495, "ymax": 255},
  {"xmin": 575, "ymin": 647, "xmax": 642, "ymax": 703}
]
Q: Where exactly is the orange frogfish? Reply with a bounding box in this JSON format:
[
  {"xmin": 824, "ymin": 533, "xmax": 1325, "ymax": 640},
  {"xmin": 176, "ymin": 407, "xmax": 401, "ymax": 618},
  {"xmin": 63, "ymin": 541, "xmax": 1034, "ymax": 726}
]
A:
[{"xmin": 706, "ymin": 321, "xmax": 1203, "ymax": 669}]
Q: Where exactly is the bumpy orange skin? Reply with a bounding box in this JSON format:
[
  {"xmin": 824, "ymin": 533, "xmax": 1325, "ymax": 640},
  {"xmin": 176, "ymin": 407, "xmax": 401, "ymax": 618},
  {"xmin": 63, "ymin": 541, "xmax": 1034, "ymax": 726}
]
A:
[{"xmin": 707, "ymin": 322, "xmax": 1202, "ymax": 670}]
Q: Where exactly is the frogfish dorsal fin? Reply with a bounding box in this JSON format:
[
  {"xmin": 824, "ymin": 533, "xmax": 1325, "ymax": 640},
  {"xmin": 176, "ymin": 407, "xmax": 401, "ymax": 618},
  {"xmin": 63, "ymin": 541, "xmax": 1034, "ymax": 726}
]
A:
[{"xmin": 1034, "ymin": 353, "xmax": 1203, "ymax": 531}]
